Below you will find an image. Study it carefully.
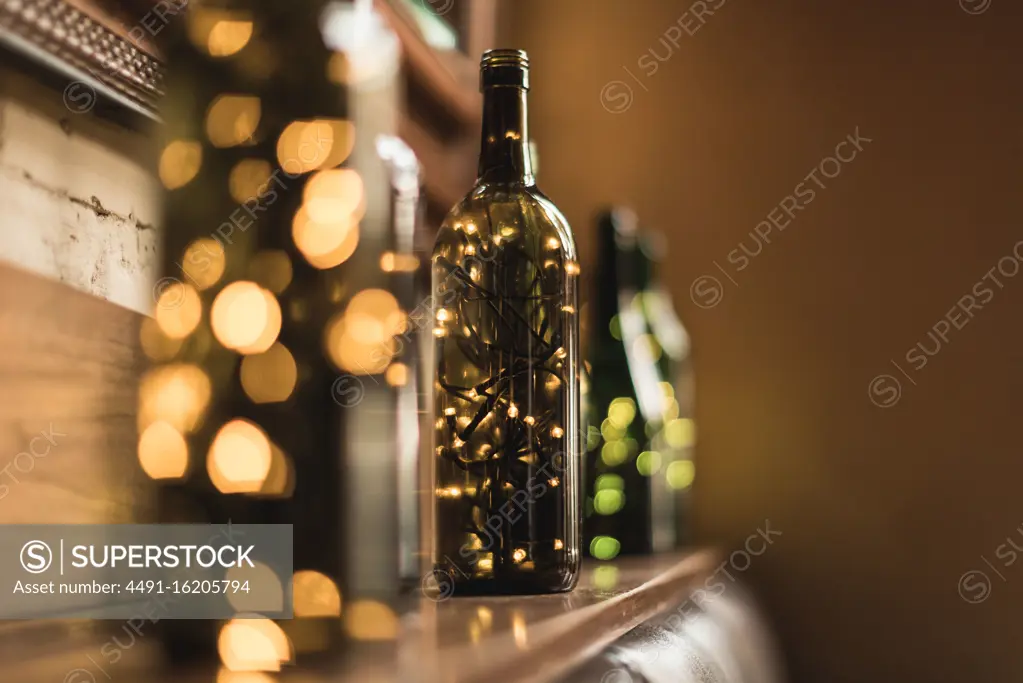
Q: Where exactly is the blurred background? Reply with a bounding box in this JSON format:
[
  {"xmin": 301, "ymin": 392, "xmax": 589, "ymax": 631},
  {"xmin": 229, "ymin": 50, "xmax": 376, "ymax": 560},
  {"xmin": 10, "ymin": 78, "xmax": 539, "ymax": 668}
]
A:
[{"xmin": 1, "ymin": 0, "xmax": 1023, "ymax": 682}]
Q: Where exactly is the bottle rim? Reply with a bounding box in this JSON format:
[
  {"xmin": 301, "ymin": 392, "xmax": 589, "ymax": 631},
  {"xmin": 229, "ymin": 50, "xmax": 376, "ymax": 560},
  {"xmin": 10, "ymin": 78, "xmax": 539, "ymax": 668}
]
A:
[{"xmin": 481, "ymin": 49, "xmax": 529, "ymax": 69}]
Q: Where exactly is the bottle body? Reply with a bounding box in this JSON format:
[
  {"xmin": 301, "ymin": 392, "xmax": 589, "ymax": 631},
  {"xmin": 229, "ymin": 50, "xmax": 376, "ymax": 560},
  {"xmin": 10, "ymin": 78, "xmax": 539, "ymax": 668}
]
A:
[
  {"xmin": 431, "ymin": 185, "xmax": 581, "ymax": 594},
  {"xmin": 637, "ymin": 233, "xmax": 696, "ymax": 547},
  {"xmin": 584, "ymin": 209, "xmax": 669, "ymax": 558}
]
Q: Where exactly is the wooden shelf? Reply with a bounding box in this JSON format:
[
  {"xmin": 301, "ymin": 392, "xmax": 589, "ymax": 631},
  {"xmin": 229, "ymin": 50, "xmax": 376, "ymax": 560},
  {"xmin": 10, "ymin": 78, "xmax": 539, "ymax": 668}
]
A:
[
  {"xmin": 375, "ymin": 0, "xmax": 480, "ymax": 128},
  {"xmin": 375, "ymin": 0, "xmax": 482, "ymax": 219},
  {"xmin": 7, "ymin": 552, "xmax": 720, "ymax": 683},
  {"xmin": 393, "ymin": 551, "xmax": 721, "ymax": 683}
]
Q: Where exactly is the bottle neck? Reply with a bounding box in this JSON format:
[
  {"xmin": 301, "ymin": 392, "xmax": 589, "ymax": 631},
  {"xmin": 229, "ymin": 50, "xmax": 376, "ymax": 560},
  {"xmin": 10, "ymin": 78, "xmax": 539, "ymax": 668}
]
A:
[{"xmin": 478, "ymin": 85, "xmax": 534, "ymax": 185}]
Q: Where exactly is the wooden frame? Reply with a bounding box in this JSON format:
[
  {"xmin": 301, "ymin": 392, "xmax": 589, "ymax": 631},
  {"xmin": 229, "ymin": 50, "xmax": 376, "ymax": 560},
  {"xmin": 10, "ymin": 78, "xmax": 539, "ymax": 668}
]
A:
[
  {"xmin": 0, "ymin": 0, "xmax": 485, "ymax": 218},
  {"xmin": 0, "ymin": 0, "xmax": 165, "ymax": 119}
]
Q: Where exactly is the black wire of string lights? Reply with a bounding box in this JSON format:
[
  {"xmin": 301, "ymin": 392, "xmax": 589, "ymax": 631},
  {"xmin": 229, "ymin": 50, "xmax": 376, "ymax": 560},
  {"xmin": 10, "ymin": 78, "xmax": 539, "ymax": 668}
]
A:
[{"xmin": 433, "ymin": 204, "xmax": 570, "ymax": 576}]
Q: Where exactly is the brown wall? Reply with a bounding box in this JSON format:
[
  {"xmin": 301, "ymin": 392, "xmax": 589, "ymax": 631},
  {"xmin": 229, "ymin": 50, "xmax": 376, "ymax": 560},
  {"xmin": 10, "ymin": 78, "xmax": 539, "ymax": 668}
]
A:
[{"xmin": 502, "ymin": 1, "xmax": 1023, "ymax": 681}]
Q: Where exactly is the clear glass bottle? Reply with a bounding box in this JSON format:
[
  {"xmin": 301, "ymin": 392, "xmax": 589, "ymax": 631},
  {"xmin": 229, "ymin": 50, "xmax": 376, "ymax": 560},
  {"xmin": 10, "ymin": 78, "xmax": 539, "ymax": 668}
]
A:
[
  {"xmin": 637, "ymin": 230, "xmax": 696, "ymax": 546},
  {"xmin": 430, "ymin": 49, "xmax": 581, "ymax": 595}
]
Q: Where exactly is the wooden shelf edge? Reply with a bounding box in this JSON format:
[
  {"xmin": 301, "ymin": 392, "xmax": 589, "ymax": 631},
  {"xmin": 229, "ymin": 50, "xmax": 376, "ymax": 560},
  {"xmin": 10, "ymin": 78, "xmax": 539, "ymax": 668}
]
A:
[{"xmin": 399, "ymin": 551, "xmax": 723, "ymax": 683}]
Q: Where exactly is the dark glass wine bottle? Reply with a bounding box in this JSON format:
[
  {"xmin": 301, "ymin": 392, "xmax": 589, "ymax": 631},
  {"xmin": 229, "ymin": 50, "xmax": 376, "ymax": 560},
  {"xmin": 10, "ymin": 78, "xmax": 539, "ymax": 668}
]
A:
[
  {"xmin": 430, "ymin": 49, "xmax": 581, "ymax": 595},
  {"xmin": 584, "ymin": 208, "xmax": 669, "ymax": 558}
]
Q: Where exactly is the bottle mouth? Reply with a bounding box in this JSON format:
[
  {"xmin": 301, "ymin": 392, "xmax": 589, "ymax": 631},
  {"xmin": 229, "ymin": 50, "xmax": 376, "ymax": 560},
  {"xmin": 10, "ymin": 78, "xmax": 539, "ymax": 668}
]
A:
[
  {"xmin": 481, "ymin": 49, "xmax": 529, "ymax": 69},
  {"xmin": 480, "ymin": 49, "xmax": 529, "ymax": 90}
]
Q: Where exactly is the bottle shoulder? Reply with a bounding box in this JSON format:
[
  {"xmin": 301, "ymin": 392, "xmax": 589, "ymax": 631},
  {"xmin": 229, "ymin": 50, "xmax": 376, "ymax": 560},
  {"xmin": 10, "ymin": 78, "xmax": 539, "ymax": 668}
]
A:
[{"xmin": 434, "ymin": 183, "xmax": 577, "ymax": 260}]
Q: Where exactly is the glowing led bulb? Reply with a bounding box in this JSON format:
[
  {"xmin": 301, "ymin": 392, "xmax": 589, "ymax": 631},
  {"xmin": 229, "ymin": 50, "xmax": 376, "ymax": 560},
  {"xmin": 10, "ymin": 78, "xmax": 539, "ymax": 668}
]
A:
[
  {"xmin": 507, "ymin": 404, "xmax": 519, "ymax": 418},
  {"xmin": 523, "ymin": 416, "xmax": 535, "ymax": 426},
  {"xmin": 465, "ymin": 244, "xmax": 476, "ymax": 256},
  {"xmin": 551, "ymin": 426, "xmax": 564, "ymax": 438},
  {"xmin": 547, "ymin": 237, "xmax": 560, "ymax": 249},
  {"xmin": 444, "ymin": 407, "xmax": 456, "ymax": 416},
  {"xmin": 436, "ymin": 308, "xmax": 451, "ymax": 322},
  {"xmin": 512, "ymin": 549, "xmax": 527, "ymax": 563}
]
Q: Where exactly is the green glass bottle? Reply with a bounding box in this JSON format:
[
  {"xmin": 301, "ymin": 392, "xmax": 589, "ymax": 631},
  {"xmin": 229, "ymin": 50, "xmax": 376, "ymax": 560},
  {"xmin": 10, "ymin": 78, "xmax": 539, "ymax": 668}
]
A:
[
  {"xmin": 430, "ymin": 49, "xmax": 581, "ymax": 595},
  {"xmin": 584, "ymin": 208, "xmax": 669, "ymax": 558}
]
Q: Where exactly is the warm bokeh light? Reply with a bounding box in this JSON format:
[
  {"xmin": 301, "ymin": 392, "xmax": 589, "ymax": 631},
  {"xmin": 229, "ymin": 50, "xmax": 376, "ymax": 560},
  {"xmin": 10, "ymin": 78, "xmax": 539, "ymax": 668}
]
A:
[
  {"xmin": 316, "ymin": 119, "xmax": 356, "ymax": 168},
  {"xmin": 259, "ymin": 445, "xmax": 294, "ymax": 498},
  {"xmin": 303, "ymin": 169, "xmax": 364, "ymax": 224},
  {"xmin": 182, "ymin": 238, "xmax": 227, "ymax": 291},
  {"xmin": 291, "ymin": 206, "xmax": 359, "ymax": 270},
  {"xmin": 347, "ymin": 289, "xmax": 401, "ymax": 344},
  {"xmin": 138, "ymin": 364, "xmax": 212, "ymax": 433},
  {"xmin": 324, "ymin": 313, "xmax": 396, "ymax": 375},
  {"xmin": 139, "ymin": 317, "xmax": 182, "ymax": 362},
  {"xmin": 385, "ymin": 363, "xmax": 408, "ymax": 387},
  {"xmin": 292, "ymin": 570, "xmax": 343, "ymax": 617},
  {"xmin": 137, "ymin": 421, "xmax": 189, "ymax": 480},
  {"xmin": 216, "ymin": 670, "xmax": 276, "ymax": 683},
  {"xmin": 227, "ymin": 563, "xmax": 285, "ymax": 612},
  {"xmin": 211, "ymin": 282, "xmax": 282, "ymax": 354},
  {"xmin": 380, "ymin": 252, "xmax": 420, "ymax": 273},
  {"xmin": 240, "ymin": 343, "xmax": 297, "ymax": 404},
  {"xmin": 249, "ymin": 250, "xmax": 293, "ymax": 294},
  {"xmin": 189, "ymin": 9, "xmax": 253, "ymax": 57},
  {"xmin": 343, "ymin": 601, "xmax": 398, "ymax": 641},
  {"xmin": 205, "ymin": 95, "xmax": 260, "ymax": 148},
  {"xmin": 207, "ymin": 419, "xmax": 273, "ymax": 494},
  {"xmin": 217, "ymin": 617, "xmax": 290, "ymax": 672},
  {"xmin": 159, "ymin": 140, "xmax": 202, "ymax": 190},
  {"xmin": 276, "ymin": 119, "xmax": 354, "ymax": 174},
  {"xmin": 323, "ymin": 289, "xmax": 405, "ymax": 375},
  {"xmin": 229, "ymin": 159, "xmax": 272, "ymax": 203},
  {"xmin": 208, "ymin": 20, "xmax": 254, "ymax": 57},
  {"xmin": 154, "ymin": 282, "xmax": 202, "ymax": 340}
]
